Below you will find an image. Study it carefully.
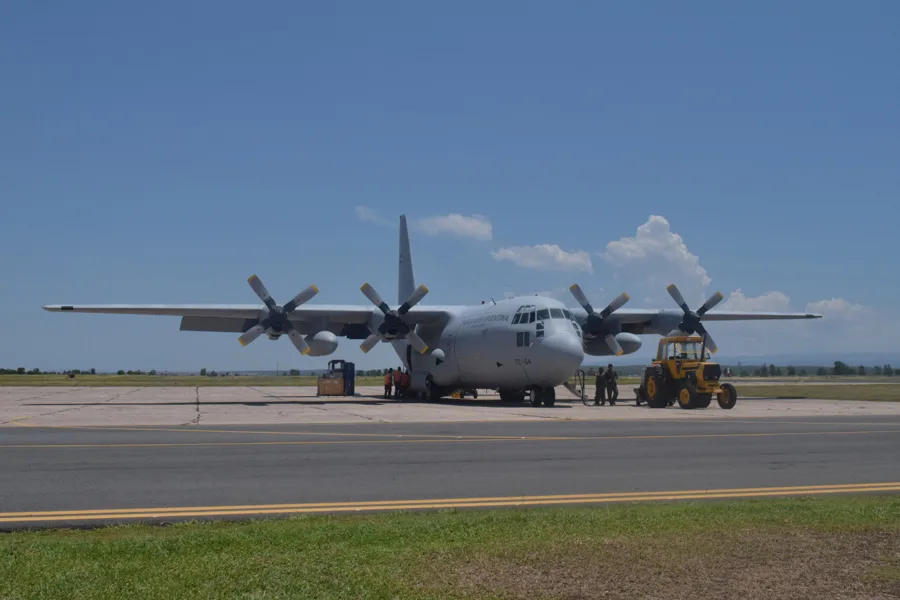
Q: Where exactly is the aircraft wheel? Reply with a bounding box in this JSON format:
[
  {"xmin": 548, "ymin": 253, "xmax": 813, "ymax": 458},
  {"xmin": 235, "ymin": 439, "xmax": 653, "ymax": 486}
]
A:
[
  {"xmin": 717, "ymin": 383, "xmax": 737, "ymax": 409},
  {"xmin": 530, "ymin": 387, "xmax": 544, "ymax": 407},
  {"xmin": 676, "ymin": 382, "xmax": 699, "ymax": 410},
  {"xmin": 542, "ymin": 387, "xmax": 556, "ymax": 407}
]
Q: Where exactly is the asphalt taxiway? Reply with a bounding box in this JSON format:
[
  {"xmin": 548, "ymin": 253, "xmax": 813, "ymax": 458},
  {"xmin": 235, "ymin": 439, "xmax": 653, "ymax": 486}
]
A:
[{"xmin": 3, "ymin": 411, "xmax": 900, "ymax": 529}]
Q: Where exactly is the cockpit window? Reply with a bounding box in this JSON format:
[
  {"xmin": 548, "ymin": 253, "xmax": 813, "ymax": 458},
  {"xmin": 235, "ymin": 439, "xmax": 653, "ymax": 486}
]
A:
[
  {"xmin": 528, "ymin": 311, "xmax": 536, "ymax": 323},
  {"xmin": 537, "ymin": 309, "xmax": 550, "ymax": 321},
  {"xmin": 511, "ymin": 313, "xmax": 521, "ymax": 324},
  {"xmin": 562, "ymin": 309, "xmax": 572, "ymax": 320},
  {"xmin": 549, "ymin": 308, "xmax": 564, "ymax": 319}
]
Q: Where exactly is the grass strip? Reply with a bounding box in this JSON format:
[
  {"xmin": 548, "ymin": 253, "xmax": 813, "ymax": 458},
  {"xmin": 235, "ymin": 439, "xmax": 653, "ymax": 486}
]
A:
[{"xmin": 2, "ymin": 496, "xmax": 899, "ymax": 599}]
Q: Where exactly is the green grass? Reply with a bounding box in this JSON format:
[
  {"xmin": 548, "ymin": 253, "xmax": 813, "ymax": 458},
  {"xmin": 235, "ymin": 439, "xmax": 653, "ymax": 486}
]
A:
[
  {"xmin": 2, "ymin": 497, "xmax": 900, "ymax": 599},
  {"xmin": 739, "ymin": 383, "xmax": 900, "ymax": 401},
  {"xmin": 0, "ymin": 375, "xmax": 386, "ymax": 387}
]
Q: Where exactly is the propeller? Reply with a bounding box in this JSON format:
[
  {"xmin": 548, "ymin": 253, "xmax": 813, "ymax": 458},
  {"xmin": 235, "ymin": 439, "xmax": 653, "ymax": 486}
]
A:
[
  {"xmin": 665, "ymin": 283, "xmax": 724, "ymax": 353},
  {"xmin": 237, "ymin": 275, "xmax": 319, "ymax": 354},
  {"xmin": 569, "ymin": 284, "xmax": 630, "ymax": 356},
  {"xmin": 358, "ymin": 282, "xmax": 430, "ymax": 354}
]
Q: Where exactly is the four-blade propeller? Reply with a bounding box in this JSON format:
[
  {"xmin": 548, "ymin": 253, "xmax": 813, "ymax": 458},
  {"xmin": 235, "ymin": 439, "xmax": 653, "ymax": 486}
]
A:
[
  {"xmin": 237, "ymin": 275, "xmax": 319, "ymax": 354},
  {"xmin": 358, "ymin": 283, "xmax": 430, "ymax": 354},
  {"xmin": 568, "ymin": 284, "xmax": 630, "ymax": 356},
  {"xmin": 665, "ymin": 283, "xmax": 724, "ymax": 353}
]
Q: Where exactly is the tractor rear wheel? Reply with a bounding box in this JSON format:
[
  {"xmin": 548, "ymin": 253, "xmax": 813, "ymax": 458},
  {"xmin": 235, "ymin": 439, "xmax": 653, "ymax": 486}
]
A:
[
  {"xmin": 676, "ymin": 381, "xmax": 699, "ymax": 409},
  {"xmin": 717, "ymin": 383, "xmax": 737, "ymax": 409},
  {"xmin": 696, "ymin": 393, "xmax": 712, "ymax": 409},
  {"xmin": 645, "ymin": 372, "xmax": 668, "ymax": 409}
]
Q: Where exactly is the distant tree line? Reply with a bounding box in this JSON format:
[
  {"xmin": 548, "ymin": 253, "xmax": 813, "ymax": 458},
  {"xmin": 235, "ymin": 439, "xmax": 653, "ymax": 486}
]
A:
[
  {"xmin": 1, "ymin": 368, "xmax": 97, "ymax": 375},
  {"xmin": 731, "ymin": 361, "xmax": 893, "ymax": 377}
]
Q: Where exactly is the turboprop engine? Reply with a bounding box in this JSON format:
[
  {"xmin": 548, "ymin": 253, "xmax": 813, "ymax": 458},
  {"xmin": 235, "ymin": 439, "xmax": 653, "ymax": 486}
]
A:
[
  {"xmin": 304, "ymin": 331, "xmax": 339, "ymax": 357},
  {"xmin": 584, "ymin": 333, "xmax": 642, "ymax": 356}
]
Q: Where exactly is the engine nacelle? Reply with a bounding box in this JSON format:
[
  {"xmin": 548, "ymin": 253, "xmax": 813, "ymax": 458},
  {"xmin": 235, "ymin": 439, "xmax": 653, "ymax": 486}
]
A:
[
  {"xmin": 583, "ymin": 332, "xmax": 642, "ymax": 356},
  {"xmin": 305, "ymin": 331, "xmax": 339, "ymax": 357}
]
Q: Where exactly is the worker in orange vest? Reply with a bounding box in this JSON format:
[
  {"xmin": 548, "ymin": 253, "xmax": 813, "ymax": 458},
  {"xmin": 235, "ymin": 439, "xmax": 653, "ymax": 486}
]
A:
[
  {"xmin": 392, "ymin": 367, "xmax": 403, "ymax": 398},
  {"xmin": 384, "ymin": 368, "xmax": 393, "ymax": 398},
  {"xmin": 400, "ymin": 370, "xmax": 411, "ymax": 398}
]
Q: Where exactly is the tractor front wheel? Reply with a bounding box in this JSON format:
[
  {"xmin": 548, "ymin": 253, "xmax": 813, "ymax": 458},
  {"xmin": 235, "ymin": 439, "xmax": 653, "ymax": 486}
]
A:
[
  {"xmin": 645, "ymin": 373, "xmax": 668, "ymax": 409},
  {"xmin": 677, "ymin": 382, "xmax": 699, "ymax": 410},
  {"xmin": 717, "ymin": 383, "xmax": 737, "ymax": 409}
]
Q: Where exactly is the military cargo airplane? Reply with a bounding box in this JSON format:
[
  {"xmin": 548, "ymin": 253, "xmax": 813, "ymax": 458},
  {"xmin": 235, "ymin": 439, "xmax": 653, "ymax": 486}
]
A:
[{"xmin": 43, "ymin": 215, "xmax": 821, "ymax": 405}]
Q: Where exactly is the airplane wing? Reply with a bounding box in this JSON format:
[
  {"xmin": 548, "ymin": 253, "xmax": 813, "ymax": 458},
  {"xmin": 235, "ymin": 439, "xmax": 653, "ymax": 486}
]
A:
[
  {"xmin": 608, "ymin": 308, "xmax": 822, "ymax": 323},
  {"xmin": 41, "ymin": 304, "xmax": 451, "ymax": 339},
  {"xmin": 692, "ymin": 311, "xmax": 822, "ymax": 321},
  {"xmin": 598, "ymin": 307, "xmax": 821, "ymax": 337}
]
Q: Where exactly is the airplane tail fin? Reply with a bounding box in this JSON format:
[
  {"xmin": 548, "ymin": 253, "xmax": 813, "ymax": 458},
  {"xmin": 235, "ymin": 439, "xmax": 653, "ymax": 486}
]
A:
[{"xmin": 398, "ymin": 215, "xmax": 415, "ymax": 304}]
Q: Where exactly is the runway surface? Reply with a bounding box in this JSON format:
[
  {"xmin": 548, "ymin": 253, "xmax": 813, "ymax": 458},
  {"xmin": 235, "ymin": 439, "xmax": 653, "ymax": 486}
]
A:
[{"xmin": 3, "ymin": 415, "xmax": 900, "ymax": 529}]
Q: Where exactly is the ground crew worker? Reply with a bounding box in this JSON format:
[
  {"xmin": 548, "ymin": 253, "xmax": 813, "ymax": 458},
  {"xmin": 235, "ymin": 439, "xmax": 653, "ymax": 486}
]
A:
[
  {"xmin": 594, "ymin": 367, "xmax": 606, "ymax": 405},
  {"xmin": 605, "ymin": 363, "xmax": 619, "ymax": 405},
  {"xmin": 393, "ymin": 367, "xmax": 403, "ymax": 398},
  {"xmin": 384, "ymin": 369, "xmax": 393, "ymax": 398},
  {"xmin": 400, "ymin": 369, "xmax": 411, "ymax": 398}
]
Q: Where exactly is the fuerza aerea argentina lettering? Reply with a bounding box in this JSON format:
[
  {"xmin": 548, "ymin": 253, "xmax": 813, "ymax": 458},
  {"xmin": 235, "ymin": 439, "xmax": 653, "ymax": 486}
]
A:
[{"xmin": 461, "ymin": 314, "xmax": 510, "ymax": 328}]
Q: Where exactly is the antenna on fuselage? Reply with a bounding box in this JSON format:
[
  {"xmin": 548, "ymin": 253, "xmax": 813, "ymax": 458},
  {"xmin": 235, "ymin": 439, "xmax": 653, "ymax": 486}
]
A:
[{"xmin": 490, "ymin": 297, "xmax": 496, "ymax": 305}]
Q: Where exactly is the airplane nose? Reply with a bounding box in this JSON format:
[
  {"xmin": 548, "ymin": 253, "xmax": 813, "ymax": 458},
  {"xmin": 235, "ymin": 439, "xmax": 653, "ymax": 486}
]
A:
[{"xmin": 534, "ymin": 332, "xmax": 584, "ymax": 383}]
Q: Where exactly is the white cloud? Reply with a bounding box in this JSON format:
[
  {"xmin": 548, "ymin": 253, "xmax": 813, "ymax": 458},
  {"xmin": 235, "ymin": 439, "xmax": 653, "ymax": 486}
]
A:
[
  {"xmin": 491, "ymin": 244, "xmax": 594, "ymax": 273},
  {"xmin": 721, "ymin": 289, "xmax": 792, "ymax": 312},
  {"xmin": 415, "ymin": 213, "xmax": 493, "ymax": 240},
  {"xmin": 601, "ymin": 216, "xmax": 711, "ymax": 296},
  {"xmin": 354, "ymin": 205, "xmax": 392, "ymax": 227},
  {"xmin": 805, "ymin": 298, "xmax": 871, "ymax": 320}
]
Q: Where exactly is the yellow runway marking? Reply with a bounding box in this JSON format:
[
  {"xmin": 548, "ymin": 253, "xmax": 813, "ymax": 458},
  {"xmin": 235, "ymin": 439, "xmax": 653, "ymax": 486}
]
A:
[
  {"xmin": 3, "ymin": 428, "xmax": 899, "ymax": 449},
  {"xmin": 3, "ymin": 482, "xmax": 899, "ymax": 523}
]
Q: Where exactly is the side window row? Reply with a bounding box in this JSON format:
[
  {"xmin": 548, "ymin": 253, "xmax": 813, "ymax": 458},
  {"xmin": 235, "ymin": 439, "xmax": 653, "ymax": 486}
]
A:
[{"xmin": 516, "ymin": 331, "xmax": 531, "ymax": 347}]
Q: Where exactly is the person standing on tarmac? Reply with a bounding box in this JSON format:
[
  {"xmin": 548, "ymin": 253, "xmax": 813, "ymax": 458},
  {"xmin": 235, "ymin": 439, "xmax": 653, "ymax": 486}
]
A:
[
  {"xmin": 384, "ymin": 369, "xmax": 393, "ymax": 398},
  {"xmin": 393, "ymin": 367, "xmax": 403, "ymax": 398},
  {"xmin": 605, "ymin": 363, "xmax": 619, "ymax": 405},
  {"xmin": 594, "ymin": 367, "xmax": 607, "ymax": 406}
]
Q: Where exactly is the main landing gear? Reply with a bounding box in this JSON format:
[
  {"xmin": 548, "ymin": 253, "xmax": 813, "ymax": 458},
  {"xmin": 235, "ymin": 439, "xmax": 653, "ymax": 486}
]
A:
[{"xmin": 529, "ymin": 386, "xmax": 556, "ymax": 407}]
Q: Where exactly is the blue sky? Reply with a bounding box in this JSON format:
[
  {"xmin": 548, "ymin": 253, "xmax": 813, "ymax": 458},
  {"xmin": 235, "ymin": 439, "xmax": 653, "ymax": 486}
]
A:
[{"xmin": 2, "ymin": 1, "xmax": 897, "ymax": 371}]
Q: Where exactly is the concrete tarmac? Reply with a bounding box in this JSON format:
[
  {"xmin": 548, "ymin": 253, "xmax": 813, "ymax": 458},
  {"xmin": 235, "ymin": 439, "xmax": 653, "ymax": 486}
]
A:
[
  {"xmin": 3, "ymin": 385, "xmax": 900, "ymax": 427},
  {"xmin": 3, "ymin": 415, "xmax": 900, "ymax": 529}
]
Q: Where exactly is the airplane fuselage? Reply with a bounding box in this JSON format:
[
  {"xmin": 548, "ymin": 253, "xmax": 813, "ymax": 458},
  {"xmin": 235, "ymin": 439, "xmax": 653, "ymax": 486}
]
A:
[{"xmin": 391, "ymin": 296, "xmax": 592, "ymax": 394}]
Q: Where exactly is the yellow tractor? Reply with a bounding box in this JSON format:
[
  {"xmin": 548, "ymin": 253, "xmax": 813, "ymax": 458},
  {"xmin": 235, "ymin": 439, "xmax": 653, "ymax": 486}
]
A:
[{"xmin": 638, "ymin": 334, "xmax": 737, "ymax": 410}]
